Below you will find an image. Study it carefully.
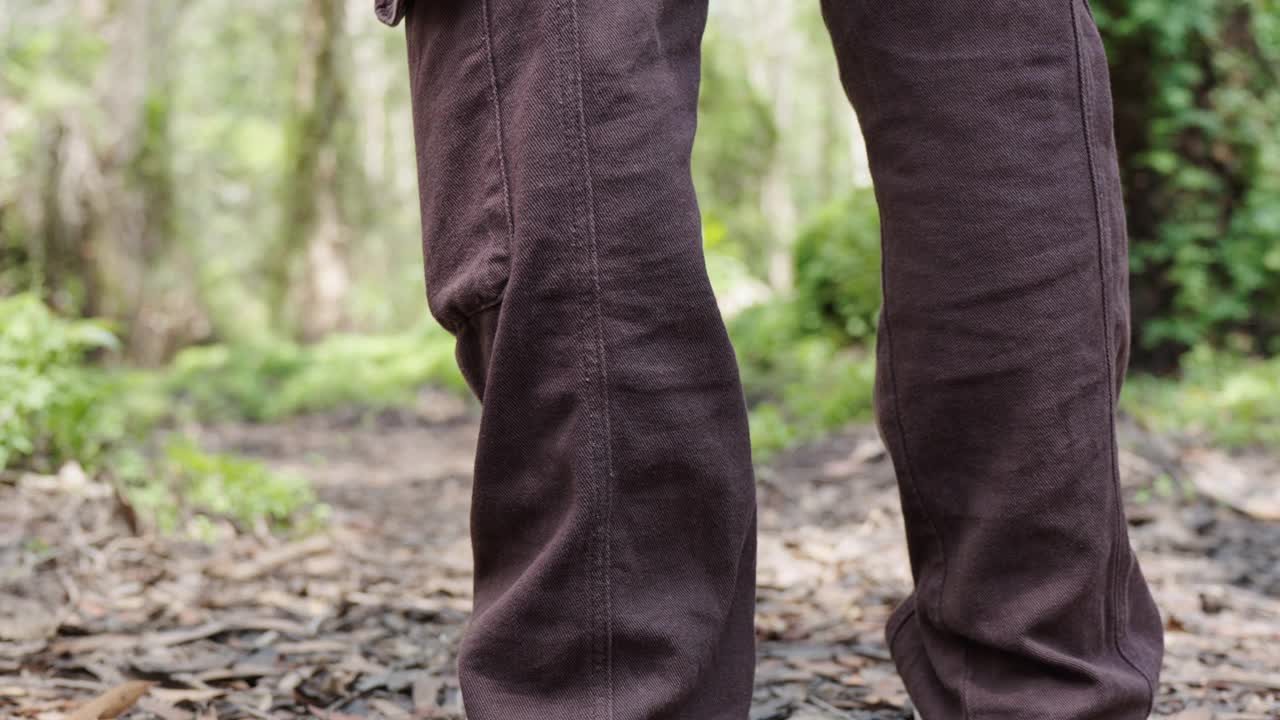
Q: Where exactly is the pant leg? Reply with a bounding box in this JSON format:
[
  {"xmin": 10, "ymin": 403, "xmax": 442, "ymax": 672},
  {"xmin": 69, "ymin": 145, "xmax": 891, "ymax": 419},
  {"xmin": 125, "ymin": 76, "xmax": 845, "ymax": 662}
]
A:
[
  {"xmin": 402, "ymin": 1, "xmax": 757, "ymax": 719},
  {"xmin": 818, "ymin": 1, "xmax": 1163, "ymax": 718}
]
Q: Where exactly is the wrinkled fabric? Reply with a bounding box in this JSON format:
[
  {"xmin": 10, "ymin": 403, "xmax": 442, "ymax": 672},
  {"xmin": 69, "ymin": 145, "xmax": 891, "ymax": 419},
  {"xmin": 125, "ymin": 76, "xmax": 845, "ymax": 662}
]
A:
[
  {"xmin": 374, "ymin": 0, "xmax": 409, "ymax": 27},
  {"xmin": 396, "ymin": 0, "xmax": 1163, "ymax": 718}
]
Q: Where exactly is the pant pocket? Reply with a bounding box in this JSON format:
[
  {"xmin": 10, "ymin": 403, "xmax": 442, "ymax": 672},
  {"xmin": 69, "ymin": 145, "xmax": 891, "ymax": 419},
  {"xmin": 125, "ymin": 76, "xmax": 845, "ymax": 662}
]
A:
[{"xmin": 404, "ymin": 0, "xmax": 513, "ymax": 334}]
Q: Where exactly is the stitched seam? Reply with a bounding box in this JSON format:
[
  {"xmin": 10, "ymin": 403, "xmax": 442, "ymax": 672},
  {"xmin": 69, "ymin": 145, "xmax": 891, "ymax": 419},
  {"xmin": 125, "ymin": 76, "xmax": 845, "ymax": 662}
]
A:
[
  {"xmin": 431, "ymin": 2, "xmax": 511, "ymax": 339},
  {"xmin": 567, "ymin": 0, "xmax": 614, "ymax": 714},
  {"xmin": 844, "ymin": 12, "xmax": 965, "ymax": 719},
  {"xmin": 851, "ymin": 30, "xmax": 950, "ymax": 644},
  {"xmin": 478, "ymin": 0, "xmax": 515, "ymax": 258},
  {"xmin": 880, "ymin": 260, "xmax": 969, "ymax": 720},
  {"xmin": 1070, "ymin": 3, "xmax": 1156, "ymax": 713},
  {"xmin": 553, "ymin": 0, "xmax": 612, "ymax": 716},
  {"xmin": 550, "ymin": 2, "xmax": 595, "ymax": 714}
]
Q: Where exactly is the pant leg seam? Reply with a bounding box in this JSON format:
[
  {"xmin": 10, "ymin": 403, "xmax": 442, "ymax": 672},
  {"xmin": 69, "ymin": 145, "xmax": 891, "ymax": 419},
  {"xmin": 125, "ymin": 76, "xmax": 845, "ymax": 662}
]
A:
[
  {"xmin": 556, "ymin": 0, "xmax": 614, "ymax": 716},
  {"xmin": 880, "ymin": 306, "xmax": 970, "ymax": 720},
  {"xmin": 1069, "ymin": 3, "xmax": 1156, "ymax": 713},
  {"xmin": 478, "ymin": 0, "xmax": 515, "ymax": 257},
  {"xmin": 550, "ymin": 0, "xmax": 596, "ymax": 712},
  {"xmin": 841, "ymin": 16, "xmax": 966, "ymax": 720},
  {"xmin": 848, "ymin": 24, "xmax": 951, "ymax": 646},
  {"xmin": 574, "ymin": 11, "xmax": 617, "ymax": 718}
]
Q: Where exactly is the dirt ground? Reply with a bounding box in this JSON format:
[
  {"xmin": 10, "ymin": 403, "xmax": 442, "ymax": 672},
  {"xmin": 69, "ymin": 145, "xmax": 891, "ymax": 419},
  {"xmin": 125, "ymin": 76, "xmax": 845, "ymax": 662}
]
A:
[{"xmin": 3, "ymin": 389, "xmax": 1278, "ymax": 719}]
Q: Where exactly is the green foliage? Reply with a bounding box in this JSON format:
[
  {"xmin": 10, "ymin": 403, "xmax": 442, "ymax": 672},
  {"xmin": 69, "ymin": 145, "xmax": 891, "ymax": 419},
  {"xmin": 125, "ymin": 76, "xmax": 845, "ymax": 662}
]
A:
[
  {"xmin": 0, "ymin": 294, "xmax": 123, "ymax": 471},
  {"xmin": 0, "ymin": 16, "xmax": 109, "ymax": 312},
  {"xmin": 729, "ymin": 300, "xmax": 877, "ymax": 459},
  {"xmin": 791, "ymin": 189, "xmax": 883, "ymax": 343},
  {"xmin": 693, "ymin": 27, "xmax": 780, "ymax": 279},
  {"xmin": 0, "ymin": 294, "xmax": 335, "ymax": 535},
  {"xmin": 1094, "ymin": 0, "xmax": 1280, "ymax": 360},
  {"xmin": 121, "ymin": 440, "xmax": 325, "ymax": 536},
  {"xmin": 720, "ymin": 188, "xmax": 882, "ymax": 458},
  {"xmin": 1123, "ymin": 346, "xmax": 1280, "ymax": 448},
  {"xmin": 164, "ymin": 324, "xmax": 466, "ymax": 422}
]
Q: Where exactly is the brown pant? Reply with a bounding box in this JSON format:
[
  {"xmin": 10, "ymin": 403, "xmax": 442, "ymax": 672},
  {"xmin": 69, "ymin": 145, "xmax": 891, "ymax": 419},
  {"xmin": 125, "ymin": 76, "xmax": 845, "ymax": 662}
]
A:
[{"xmin": 384, "ymin": 0, "xmax": 1164, "ymax": 717}]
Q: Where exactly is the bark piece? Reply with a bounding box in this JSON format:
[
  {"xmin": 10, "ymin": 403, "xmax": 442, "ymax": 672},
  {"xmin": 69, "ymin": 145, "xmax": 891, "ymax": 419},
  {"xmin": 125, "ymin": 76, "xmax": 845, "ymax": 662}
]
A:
[{"xmin": 65, "ymin": 681, "xmax": 152, "ymax": 720}]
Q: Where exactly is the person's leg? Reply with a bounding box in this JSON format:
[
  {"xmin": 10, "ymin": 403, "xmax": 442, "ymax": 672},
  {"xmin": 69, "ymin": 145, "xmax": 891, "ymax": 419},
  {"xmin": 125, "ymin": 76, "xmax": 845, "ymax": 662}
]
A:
[
  {"xmin": 399, "ymin": 1, "xmax": 756, "ymax": 719},
  {"xmin": 819, "ymin": 1, "xmax": 1163, "ymax": 718}
]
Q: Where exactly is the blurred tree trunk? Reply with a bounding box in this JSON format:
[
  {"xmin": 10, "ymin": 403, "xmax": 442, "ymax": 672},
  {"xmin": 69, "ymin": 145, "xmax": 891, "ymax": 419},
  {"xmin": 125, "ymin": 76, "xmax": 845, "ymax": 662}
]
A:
[
  {"xmin": 124, "ymin": 0, "xmax": 207, "ymax": 363},
  {"xmin": 752, "ymin": 4, "xmax": 797, "ymax": 292},
  {"xmin": 269, "ymin": 0, "xmax": 355, "ymax": 341},
  {"xmin": 34, "ymin": 121, "xmax": 98, "ymax": 316},
  {"xmin": 15, "ymin": 0, "xmax": 110, "ymax": 318},
  {"xmin": 20, "ymin": 0, "xmax": 204, "ymax": 363}
]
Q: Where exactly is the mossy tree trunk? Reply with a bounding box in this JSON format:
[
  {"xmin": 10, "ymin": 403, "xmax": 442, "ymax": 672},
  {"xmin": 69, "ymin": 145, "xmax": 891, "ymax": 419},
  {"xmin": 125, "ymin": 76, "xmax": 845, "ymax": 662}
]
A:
[{"xmin": 269, "ymin": 0, "xmax": 358, "ymax": 341}]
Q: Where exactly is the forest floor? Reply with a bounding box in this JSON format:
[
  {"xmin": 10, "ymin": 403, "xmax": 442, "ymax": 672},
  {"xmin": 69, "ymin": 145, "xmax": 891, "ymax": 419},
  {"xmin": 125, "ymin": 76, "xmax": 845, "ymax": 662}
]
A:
[{"xmin": 3, "ymin": 389, "xmax": 1279, "ymax": 719}]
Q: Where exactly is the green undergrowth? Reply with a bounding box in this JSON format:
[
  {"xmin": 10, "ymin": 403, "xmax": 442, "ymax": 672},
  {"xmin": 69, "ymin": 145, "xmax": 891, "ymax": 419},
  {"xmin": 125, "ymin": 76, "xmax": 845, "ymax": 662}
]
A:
[
  {"xmin": 729, "ymin": 300, "xmax": 877, "ymax": 460},
  {"xmin": 118, "ymin": 440, "xmax": 328, "ymax": 539},
  {"xmin": 0, "ymin": 293, "xmax": 463, "ymax": 536},
  {"xmin": 732, "ymin": 296, "xmax": 1280, "ymax": 459},
  {"xmin": 163, "ymin": 324, "xmax": 465, "ymax": 422},
  {"xmin": 0, "ymin": 293, "xmax": 125, "ymax": 472},
  {"xmin": 1122, "ymin": 345, "xmax": 1280, "ymax": 449},
  {"xmin": 9, "ymin": 289, "xmax": 1278, "ymax": 537},
  {"xmin": 715, "ymin": 189, "xmax": 883, "ymax": 460}
]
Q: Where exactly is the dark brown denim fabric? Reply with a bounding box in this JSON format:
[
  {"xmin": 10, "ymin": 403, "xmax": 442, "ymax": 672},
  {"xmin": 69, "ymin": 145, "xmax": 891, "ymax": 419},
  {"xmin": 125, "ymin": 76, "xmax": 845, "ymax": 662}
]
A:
[{"xmin": 390, "ymin": 0, "xmax": 1164, "ymax": 718}]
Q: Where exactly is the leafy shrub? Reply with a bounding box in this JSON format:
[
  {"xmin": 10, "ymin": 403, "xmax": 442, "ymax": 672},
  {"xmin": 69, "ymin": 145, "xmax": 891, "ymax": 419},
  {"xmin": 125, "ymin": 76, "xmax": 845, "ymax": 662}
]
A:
[
  {"xmin": 1094, "ymin": 0, "xmax": 1280, "ymax": 362},
  {"xmin": 1123, "ymin": 346, "xmax": 1280, "ymax": 448},
  {"xmin": 0, "ymin": 294, "xmax": 124, "ymax": 471},
  {"xmin": 164, "ymin": 324, "xmax": 466, "ymax": 422},
  {"xmin": 0, "ymin": 294, "xmax": 329, "ymax": 535},
  {"xmin": 729, "ymin": 189, "xmax": 882, "ymax": 456},
  {"xmin": 729, "ymin": 300, "xmax": 877, "ymax": 459},
  {"xmin": 791, "ymin": 189, "xmax": 883, "ymax": 343},
  {"xmin": 121, "ymin": 440, "xmax": 325, "ymax": 536},
  {"xmin": 693, "ymin": 27, "xmax": 781, "ymax": 281}
]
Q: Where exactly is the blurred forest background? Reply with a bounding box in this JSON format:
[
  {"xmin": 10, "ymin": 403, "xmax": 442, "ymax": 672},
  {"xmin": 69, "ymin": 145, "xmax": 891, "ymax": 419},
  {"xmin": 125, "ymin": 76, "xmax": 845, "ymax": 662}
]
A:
[{"xmin": 2, "ymin": 0, "xmax": 1279, "ymax": 530}]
